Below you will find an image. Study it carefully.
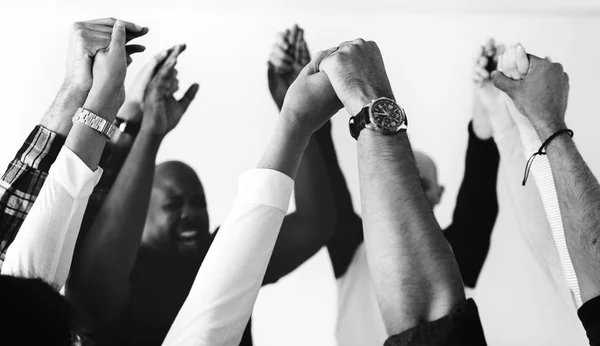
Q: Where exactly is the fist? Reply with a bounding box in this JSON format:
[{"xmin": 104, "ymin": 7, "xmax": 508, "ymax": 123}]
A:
[
  {"xmin": 492, "ymin": 46, "xmax": 570, "ymax": 136},
  {"xmin": 280, "ymin": 49, "xmax": 342, "ymax": 136},
  {"xmin": 65, "ymin": 17, "xmax": 147, "ymax": 92},
  {"xmin": 318, "ymin": 39, "xmax": 394, "ymax": 116}
]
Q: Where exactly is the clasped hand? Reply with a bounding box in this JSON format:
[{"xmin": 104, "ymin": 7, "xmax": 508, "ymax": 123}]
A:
[{"xmin": 279, "ymin": 38, "xmax": 394, "ymax": 137}]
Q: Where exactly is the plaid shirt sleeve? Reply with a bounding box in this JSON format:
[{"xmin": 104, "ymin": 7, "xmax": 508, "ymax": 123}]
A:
[
  {"xmin": 0, "ymin": 126, "xmax": 124, "ymax": 269},
  {"xmin": 0, "ymin": 126, "xmax": 65, "ymax": 266}
]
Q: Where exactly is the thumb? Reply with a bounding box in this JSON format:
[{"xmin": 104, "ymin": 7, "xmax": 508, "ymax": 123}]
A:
[
  {"xmin": 177, "ymin": 83, "xmax": 200, "ymax": 112},
  {"xmin": 305, "ymin": 47, "xmax": 338, "ymax": 76},
  {"xmin": 110, "ymin": 19, "xmax": 127, "ymax": 50},
  {"xmin": 491, "ymin": 70, "xmax": 518, "ymax": 97}
]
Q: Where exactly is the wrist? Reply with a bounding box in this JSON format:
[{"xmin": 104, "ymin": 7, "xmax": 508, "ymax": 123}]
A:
[
  {"xmin": 84, "ymin": 87, "xmax": 120, "ymax": 123},
  {"xmin": 358, "ymin": 128, "xmax": 409, "ymax": 161},
  {"xmin": 532, "ymin": 118, "xmax": 568, "ymax": 142},
  {"xmin": 348, "ymin": 87, "xmax": 395, "ymax": 116},
  {"xmin": 278, "ymin": 110, "xmax": 316, "ymax": 140},
  {"xmin": 40, "ymin": 82, "xmax": 90, "ymax": 137},
  {"xmin": 136, "ymin": 126, "xmax": 166, "ymax": 145},
  {"xmin": 116, "ymin": 101, "xmax": 143, "ymax": 123}
]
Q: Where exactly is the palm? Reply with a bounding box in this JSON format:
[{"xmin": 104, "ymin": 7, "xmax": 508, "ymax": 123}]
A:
[{"xmin": 164, "ymin": 96, "xmax": 186, "ymax": 132}]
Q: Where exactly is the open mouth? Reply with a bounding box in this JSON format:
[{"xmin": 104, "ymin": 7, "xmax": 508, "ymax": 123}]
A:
[{"xmin": 177, "ymin": 230, "xmax": 198, "ymax": 241}]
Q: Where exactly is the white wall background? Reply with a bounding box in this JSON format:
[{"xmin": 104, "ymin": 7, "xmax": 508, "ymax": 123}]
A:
[{"xmin": 0, "ymin": 1, "xmax": 598, "ymax": 345}]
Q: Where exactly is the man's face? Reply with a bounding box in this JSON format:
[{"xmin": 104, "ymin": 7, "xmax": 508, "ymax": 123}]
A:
[
  {"xmin": 142, "ymin": 162, "xmax": 212, "ymax": 258},
  {"xmin": 414, "ymin": 151, "xmax": 444, "ymax": 208}
]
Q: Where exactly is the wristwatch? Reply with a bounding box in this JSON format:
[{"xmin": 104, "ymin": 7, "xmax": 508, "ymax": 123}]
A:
[
  {"xmin": 114, "ymin": 117, "xmax": 141, "ymax": 137},
  {"xmin": 348, "ymin": 97, "xmax": 407, "ymax": 140},
  {"xmin": 72, "ymin": 108, "xmax": 117, "ymax": 139}
]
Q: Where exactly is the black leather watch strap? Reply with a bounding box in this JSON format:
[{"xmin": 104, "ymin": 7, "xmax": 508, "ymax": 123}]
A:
[
  {"xmin": 349, "ymin": 107, "xmax": 370, "ymax": 140},
  {"xmin": 114, "ymin": 117, "xmax": 141, "ymax": 137}
]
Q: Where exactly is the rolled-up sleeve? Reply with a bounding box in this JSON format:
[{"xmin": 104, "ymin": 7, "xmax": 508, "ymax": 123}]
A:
[
  {"xmin": 1, "ymin": 146, "xmax": 102, "ymax": 289},
  {"xmin": 162, "ymin": 169, "xmax": 293, "ymax": 346}
]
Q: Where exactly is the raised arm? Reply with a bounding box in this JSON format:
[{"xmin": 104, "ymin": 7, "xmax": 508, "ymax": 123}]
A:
[
  {"xmin": 443, "ymin": 40, "xmax": 502, "ymax": 288},
  {"xmin": 474, "ymin": 46, "xmax": 578, "ymax": 309},
  {"xmin": 263, "ymin": 25, "xmax": 337, "ymax": 283},
  {"xmin": 493, "ymin": 53, "xmax": 600, "ymax": 344},
  {"xmin": 67, "ymin": 45, "xmax": 198, "ymax": 329},
  {"xmin": 1, "ymin": 20, "xmax": 136, "ymax": 288},
  {"xmin": 496, "ymin": 45, "xmax": 582, "ymax": 306},
  {"xmin": 163, "ymin": 48, "xmax": 342, "ymax": 346},
  {"xmin": 320, "ymin": 39, "xmax": 486, "ymax": 345},
  {"xmin": 0, "ymin": 18, "xmax": 147, "ymax": 267}
]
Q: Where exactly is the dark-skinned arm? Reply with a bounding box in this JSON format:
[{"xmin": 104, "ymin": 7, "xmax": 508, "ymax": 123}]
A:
[
  {"xmin": 66, "ymin": 46, "xmax": 198, "ymax": 330},
  {"xmin": 262, "ymin": 135, "xmax": 336, "ymax": 284},
  {"xmin": 262, "ymin": 26, "xmax": 337, "ymax": 284}
]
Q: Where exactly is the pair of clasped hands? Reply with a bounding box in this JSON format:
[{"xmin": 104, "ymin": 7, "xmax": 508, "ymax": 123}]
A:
[{"xmin": 473, "ymin": 39, "xmax": 570, "ymax": 140}]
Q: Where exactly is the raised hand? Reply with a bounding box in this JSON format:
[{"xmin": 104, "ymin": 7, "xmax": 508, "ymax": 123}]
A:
[
  {"xmin": 65, "ymin": 17, "xmax": 148, "ymax": 93},
  {"xmin": 84, "ymin": 20, "xmax": 135, "ymax": 121},
  {"xmin": 318, "ymin": 39, "xmax": 394, "ymax": 116},
  {"xmin": 492, "ymin": 46, "xmax": 570, "ymax": 139},
  {"xmin": 117, "ymin": 48, "xmax": 176, "ymax": 123},
  {"xmin": 141, "ymin": 44, "xmax": 199, "ymax": 136},
  {"xmin": 279, "ymin": 48, "xmax": 342, "ymax": 137},
  {"xmin": 268, "ymin": 25, "xmax": 311, "ymax": 110},
  {"xmin": 472, "ymin": 39, "xmax": 508, "ymax": 138}
]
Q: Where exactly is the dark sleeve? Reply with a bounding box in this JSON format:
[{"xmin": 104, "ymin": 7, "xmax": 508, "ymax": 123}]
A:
[
  {"xmin": 314, "ymin": 122, "xmax": 365, "ymax": 279},
  {"xmin": 444, "ymin": 121, "xmax": 500, "ymax": 288},
  {"xmin": 384, "ymin": 299, "xmax": 488, "ymax": 346},
  {"xmin": 578, "ymin": 296, "xmax": 600, "ymax": 346},
  {"xmin": 0, "ymin": 126, "xmax": 65, "ymax": 264}
]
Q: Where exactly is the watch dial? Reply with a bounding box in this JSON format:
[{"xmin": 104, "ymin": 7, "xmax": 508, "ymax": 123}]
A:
[{"xmin": 371, "ymin": 100, "xmax": 404, "ymax": 130}]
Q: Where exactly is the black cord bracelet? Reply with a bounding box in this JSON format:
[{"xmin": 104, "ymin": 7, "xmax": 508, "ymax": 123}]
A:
[{"xmin": 522, "ymin": 128, "xmax": 574, "ymax": 186}]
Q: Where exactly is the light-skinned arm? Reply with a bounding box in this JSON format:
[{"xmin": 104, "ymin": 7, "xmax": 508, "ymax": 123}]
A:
[
  {"xmin": 0, "ymin": 18, "xmax": 147, "ymax": 266},
  {"xmin": 1, "ymin": 20, "xmax": 134, "ymax": 287},
  {"xmin": 263, "ymin": 25, "xmax": 336, "ymax": 283},
  {"xmin": 319, "ymin": 39, "xmax": 466, "ymax": 335},
  {"xmin": 67, "ymin": 45, "xmax": 199, "ymax": 329},
  {"xmin": 493, "ymin": 55, "xmax": 600, "ymax": 305}
]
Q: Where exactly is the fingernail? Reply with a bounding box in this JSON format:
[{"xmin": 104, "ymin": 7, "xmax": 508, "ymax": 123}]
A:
[{"xmin": 134, "ymin": 23, "xmax": 143, "ymax": 30}]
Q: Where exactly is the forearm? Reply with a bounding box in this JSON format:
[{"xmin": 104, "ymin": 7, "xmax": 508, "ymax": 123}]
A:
[
  {"xmin": 68, "ymin": 129, "xmax": 162, "ymax": 322},
  {"xmin": 543, "ymin": 133, "xmax": 600, "ymax": 304},
  {"xmin": 265, "ymin": 137, "xmax": 336, "ymax": 283},
  {"xmin": 40, "ymin": 82, "xmax": 88, "ymax": 137},
  {"xmin": 257, "ymin": 115, "xmax": 310, "ymax": 179},
  {"xmin": 494, "ymin": 122, "xmax": 579, "ymax": 309},
  {"xmin": 358, "ymin": 130, "xmax": 464, "ymax": 335}
]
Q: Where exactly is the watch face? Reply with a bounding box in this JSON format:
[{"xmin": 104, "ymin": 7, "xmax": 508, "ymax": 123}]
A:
[{"xmin": 370, "ymin": 99, "xmax": 405, "ymax": 132}]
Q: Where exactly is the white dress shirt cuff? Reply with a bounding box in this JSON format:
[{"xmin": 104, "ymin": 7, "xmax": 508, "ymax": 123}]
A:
[
  {"xmin": 51, "ymin": 147, "xmax": 103, "ymax": 198},
  {"xmin": 237, "ymin": 168, "xmax": 294, "ymax": 211}
]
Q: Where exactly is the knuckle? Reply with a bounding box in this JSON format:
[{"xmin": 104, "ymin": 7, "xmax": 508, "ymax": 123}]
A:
[{"xmin": 353, "ymin": 38, "xmax": 366, "ymax": 45}]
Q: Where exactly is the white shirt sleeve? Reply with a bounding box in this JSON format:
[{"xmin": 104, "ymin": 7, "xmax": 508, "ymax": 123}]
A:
[
  {"xmin": 162, "ymin": 168, "xmax": 294, "ymax": 346},
  {"xmin": 505, "ymin": 102, "xmax": 582, "ymax": 307},
  {"xmin": 1, "ymin": 146, "xmax": 102, "ymax": 289},
  {"xmin": 494, "ymin": 122, "xmax": 578, "ymax": 310}
]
